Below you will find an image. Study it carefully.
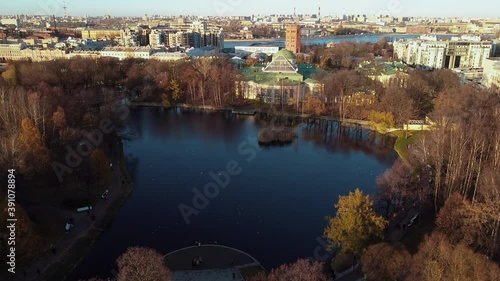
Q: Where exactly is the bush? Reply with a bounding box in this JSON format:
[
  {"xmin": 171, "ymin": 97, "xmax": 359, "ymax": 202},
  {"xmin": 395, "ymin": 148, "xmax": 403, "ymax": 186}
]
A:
[{"xmin": 331, "ymin": 252, "xmax": 355, "ymax": 272}]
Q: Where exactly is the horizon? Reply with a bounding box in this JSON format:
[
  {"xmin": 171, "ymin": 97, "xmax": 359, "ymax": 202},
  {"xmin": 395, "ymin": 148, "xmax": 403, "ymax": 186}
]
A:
[{"xmin": 2, "ymin": 0, "xmax": 500, "ymax": 18}]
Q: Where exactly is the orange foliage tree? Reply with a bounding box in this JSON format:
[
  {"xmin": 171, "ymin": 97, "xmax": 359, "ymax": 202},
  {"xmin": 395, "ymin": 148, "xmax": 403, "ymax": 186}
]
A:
[{"xmin": 18, "ymin": 118, "xmax": 50, "ymax": 173}]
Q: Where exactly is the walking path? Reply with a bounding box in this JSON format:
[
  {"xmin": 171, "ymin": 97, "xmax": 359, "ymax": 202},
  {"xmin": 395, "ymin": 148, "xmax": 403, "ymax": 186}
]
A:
[
  {"xmin": 164, "ymin": 244, "xmax": 261, "ymax": 271},
  {"xmin": 13, "ymin": 138, "xmax": 131, "ymax": 281},
  {"xmin": 164, "ymin": 244, "xmax": 265, "ymax": 281}
]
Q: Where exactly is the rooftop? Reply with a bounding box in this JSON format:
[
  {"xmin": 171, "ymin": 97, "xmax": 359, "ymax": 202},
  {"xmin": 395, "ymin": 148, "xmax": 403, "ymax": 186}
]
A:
[
  {"xmin": 272, "ymin": 49, "xmax": 296, "ymax": 61},
  {"xmin": 241, "ymin": 63, "xmax": 318, "ymax": 85},
  {"xmin": 359, "ymin": 61, "xmax": 409, "ymax": 76}
]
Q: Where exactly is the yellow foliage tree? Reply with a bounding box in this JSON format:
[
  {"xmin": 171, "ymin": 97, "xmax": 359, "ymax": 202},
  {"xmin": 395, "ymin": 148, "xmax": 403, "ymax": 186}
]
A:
[
  {"xmin": 170, "ymin": 79, "xmax": 183, "ymax": 101},
  {"xmin": 368, "ymin": 111, "xmax": 395, "ymax": 133},
  {"xmin": 324, "ymin": 188, "xmax": 387, "ymax": 255},
  {"xmin": 52, "ymin": 106, "xmax": 67, "ymax": 130},
  {"xmin": 1, "ymin": 64, "xmax": 17, "ymax": 87},
  {"xmin": 303, "ymin": 94, "xmax": 325, "ymax": 116},
  {"xmin": 19, "ymin": 118, "xmax": 50, "ymax": 172}
]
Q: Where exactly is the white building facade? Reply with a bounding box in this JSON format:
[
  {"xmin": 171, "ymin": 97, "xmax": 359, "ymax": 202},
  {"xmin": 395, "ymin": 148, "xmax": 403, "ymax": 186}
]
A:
[
  {"xmin": 394, "ymin": 36, "xmax": 493, "ymax": 69},
  {"xmin": 482, "ymin": 57, "xmax": 500, "ymax": 88}
]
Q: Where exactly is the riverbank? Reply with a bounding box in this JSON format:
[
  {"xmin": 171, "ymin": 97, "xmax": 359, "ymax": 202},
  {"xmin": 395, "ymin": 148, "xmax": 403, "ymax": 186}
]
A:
[
  {"xmin": 224, "ymin": 33, "xmax": 425, "ymax": 43},
  {"xmin": 129, "ymin": 101, "xmax": 407, "ymax": 154},
  {"xmin": 14, "ymin": 138, "xmax": 134, "ymax": 281}
]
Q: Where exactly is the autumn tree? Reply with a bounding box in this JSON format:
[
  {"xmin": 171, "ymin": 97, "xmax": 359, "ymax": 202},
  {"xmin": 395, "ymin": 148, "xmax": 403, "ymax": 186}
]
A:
[
  {"xmin": 375, "ymin": 158, "xmax": 413, "ymax": 217},
  {"xmin": 19, "ymin": 118, "xmax": 50, "ymax": 173},
  {"xmin": 52, "ymin": 106, "xmax": 67, "ymax": 132},
  {"xmin": 362, "ymin": 242, "xmax": 410, "ymax": 281},
  {"xmin": 323, "ymin": 70, "xmax": 358, "ymax": 118},
  {"xmin": 303, "ymin": 94, "xmax": 325, "ymax": 116},
  {"xmin": 407, "ymin": 232, "xmax": 500, "ymax": 281},
  {"xmin": 268, "ymin": 259, "xmax": 329, "ymax": 281},
  {"xmin": 377, "ymin": 85, "xmax": 417, "ymax": 125},
  {"xmin": 367, "ymin": 111, "xmax": 395, "ymax": 133},
  {"xmin": 116, "ymin": 247, "xmax": 172, "ymax": 281},
  {"xmin": 170, "ymin": 79, "xmax": 183, "ymax": 101},
  {"xmin": 1, "ymin": 64, "xmax": 17, "ymax": 87},
  {"xmin": 436, "ymin": 193, "xmax": 500, "ymax": 258},
  {"xmin": 324, "ymin": 188, "xmax": 387, "ymax": 255},
  {"xmin": 435, "ymin": 193, "xmax": 466, "ymax": 244}
]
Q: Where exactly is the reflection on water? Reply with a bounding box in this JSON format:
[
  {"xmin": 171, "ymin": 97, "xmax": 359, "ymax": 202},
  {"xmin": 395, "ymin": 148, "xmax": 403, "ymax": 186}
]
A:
[
  {"xmin": 69, "ymin": 107, "xmax": 396, "ymax": 280},
  {"xmin": 301, "ymin": 125, "xmax": 396, "ymax": 165}
]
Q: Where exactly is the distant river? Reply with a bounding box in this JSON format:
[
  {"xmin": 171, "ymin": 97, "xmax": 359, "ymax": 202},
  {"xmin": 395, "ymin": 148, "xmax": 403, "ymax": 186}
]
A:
[
  {"xmin": 69, "ymin": 108, "xmax": 397, "ymax": 280},
  {"xmin": 224, "ymin": 34, "xmax": 422, "ymax": 48}
]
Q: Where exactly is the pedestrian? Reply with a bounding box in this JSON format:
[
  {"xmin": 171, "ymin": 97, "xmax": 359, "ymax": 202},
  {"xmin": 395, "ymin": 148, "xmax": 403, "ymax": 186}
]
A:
[
  {"xmin": 232, "ymin": 272, "xmax": 236, "ymax": 279},
  {"xmin": 50, "ymin": 244, "xmax": 56, "ymax": 255}
]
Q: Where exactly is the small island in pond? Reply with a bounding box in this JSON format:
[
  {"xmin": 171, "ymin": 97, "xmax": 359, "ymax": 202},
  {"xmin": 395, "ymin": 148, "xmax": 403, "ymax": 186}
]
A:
[{"xmin": 258, "ymin": 127, "xmax": 298, "ymax": 144}]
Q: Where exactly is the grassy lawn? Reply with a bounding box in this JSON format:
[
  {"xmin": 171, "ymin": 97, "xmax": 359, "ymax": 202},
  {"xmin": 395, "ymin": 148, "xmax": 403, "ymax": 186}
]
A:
[{"xmin": 391, "ymin": 130, "xmax": 419, "ymax": 162}]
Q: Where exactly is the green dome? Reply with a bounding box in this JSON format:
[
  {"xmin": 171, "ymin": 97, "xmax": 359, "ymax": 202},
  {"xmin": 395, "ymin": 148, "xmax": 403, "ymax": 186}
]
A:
[{"xmin": 272, "ymin": 49, "xmax": 296, "ymax": 61}]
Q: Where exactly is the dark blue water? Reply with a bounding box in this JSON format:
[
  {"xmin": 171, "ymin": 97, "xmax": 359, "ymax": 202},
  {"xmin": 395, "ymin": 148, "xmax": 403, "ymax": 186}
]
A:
[
  {"xmin": 224, "ymin": 34, "xmax": 422, "ymax": 48},
  {"xmin": 70, "ymin": 108, "xmax": 396, "ymax": 280}
]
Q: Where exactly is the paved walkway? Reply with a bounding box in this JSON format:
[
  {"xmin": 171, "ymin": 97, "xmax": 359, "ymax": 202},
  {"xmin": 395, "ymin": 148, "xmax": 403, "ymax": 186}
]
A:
[
  {"xmin": 164, "ymin": 244, "xmax": 260, "ymax": 271},
  {"xmin": 12, "ymin": 138, "xmax": 129, "ymax": 281},
  {"xmin": 173, "ymin": 268, "xmax": 243, "ymax": 281}
]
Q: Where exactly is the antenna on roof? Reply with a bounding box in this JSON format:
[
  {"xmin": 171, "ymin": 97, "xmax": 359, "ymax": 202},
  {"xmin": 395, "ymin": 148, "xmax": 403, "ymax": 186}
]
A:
[
  {"xmin": 63, "ymin": 1, "xmax": 68, "ymax": 19},
  {"xmin": 53, "ymin": 15, "xmax": 57, "ymax": 33}
]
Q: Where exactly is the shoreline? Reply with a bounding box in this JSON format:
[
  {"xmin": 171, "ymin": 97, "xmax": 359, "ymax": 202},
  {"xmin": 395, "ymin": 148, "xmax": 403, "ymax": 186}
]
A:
[
  {"xmin": 128, "ymin": 102, "xmax": 376, "ymax": 129},
  {"xmin": 224, "ymin": 33, "xmax": 475, "ymax": 43},
  {"xmin": 224, "ymin": 33, "xmax": 424, "ymax": 43},
  {"xmin": 34, "ymin": 103, "xmax": 403, "ymax": 279},
  {"xmin": 15, "ymin": 137, "xmax": 135, "ymax": 281}
]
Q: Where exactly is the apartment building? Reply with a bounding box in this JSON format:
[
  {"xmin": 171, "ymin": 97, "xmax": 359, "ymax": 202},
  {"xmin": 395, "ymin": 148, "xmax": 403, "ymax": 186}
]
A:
[
  {"xmin": 394, "ymin": 36, "xmax": 492, "ymax": 69},
  {"xmin": 100, "ymin": 46, "xmax": 153, "ymax": 60},
  {"xmin": 482, "ymin": 57, "xmax": 500, "ymax": 88},
  {"xmin": 0, "ymin": 43, "xmax": 26, "ymax": 60},
  {"xmin": 0, "ymin": 43, "xmax": 66, "ymax": 61},
  {"xmin": 285, "ymin": 25, "xmax": 301, "ymax": 54}
]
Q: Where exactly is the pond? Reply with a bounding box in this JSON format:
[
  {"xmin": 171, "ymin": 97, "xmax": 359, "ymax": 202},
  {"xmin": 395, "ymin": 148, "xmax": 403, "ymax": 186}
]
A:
[{"xmin": 70, "ymin": 107, "xmax": 397, "ymax": 279}]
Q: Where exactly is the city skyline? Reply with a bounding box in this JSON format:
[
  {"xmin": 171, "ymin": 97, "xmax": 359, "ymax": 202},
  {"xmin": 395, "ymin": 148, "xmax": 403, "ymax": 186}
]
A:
[{"xmin": 2, "ymin": 0, "xmax": 500, "ymax": 18}]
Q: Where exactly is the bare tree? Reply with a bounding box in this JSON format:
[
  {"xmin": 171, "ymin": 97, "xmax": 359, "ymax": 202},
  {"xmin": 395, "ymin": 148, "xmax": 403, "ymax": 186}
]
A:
[
  {"xmin": 116, "ymin": 247, "xmax": 172, "ymax": 281},
  {"xmin": 268, "ymin": 259, "xmax": 329, "ymax": 281}
]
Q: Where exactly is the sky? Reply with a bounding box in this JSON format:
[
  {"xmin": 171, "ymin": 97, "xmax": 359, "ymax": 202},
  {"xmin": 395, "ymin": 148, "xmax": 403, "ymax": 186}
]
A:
[{"xmin": 2, "ymin": 0, "xmax": 500, "ymax": 18}]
